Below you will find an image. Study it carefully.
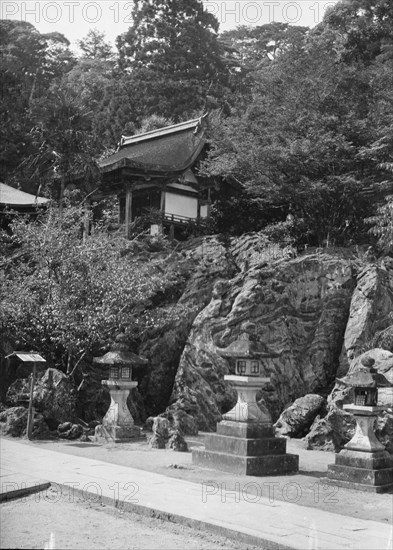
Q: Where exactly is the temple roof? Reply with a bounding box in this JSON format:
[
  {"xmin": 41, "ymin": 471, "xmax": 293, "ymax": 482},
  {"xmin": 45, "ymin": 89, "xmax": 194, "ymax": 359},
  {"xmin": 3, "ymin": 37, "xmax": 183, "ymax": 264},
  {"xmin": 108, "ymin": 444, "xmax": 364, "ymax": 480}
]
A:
[
  {"xmin": 0, "ymin": 183, "xmax": 49, "ymax": 207},
  {"xmin": 100, "ymin": 116, "xmax": 208, "ymax": 176}
]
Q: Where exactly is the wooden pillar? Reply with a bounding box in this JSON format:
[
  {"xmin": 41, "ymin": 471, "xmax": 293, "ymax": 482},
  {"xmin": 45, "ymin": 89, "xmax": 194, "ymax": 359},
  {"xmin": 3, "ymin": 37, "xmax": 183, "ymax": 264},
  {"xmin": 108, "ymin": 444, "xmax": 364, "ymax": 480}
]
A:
[
  {"xmin": 27, "ymin": 362, "xmax": 36, "ymax": 440},
  {"xmin": 125, "ymin": 188, "xmax": 133, "ymax": 239},
  {"xmin": 118, "ymin": 194, "xmax": 122, "ymax": 225},
  {"xmin": 160, "ymin": 185, "xmax": 166, "ymax": 224},
  {"xmin": 207, "ymin": 188, "xmax": 212, "ymax": 217}
]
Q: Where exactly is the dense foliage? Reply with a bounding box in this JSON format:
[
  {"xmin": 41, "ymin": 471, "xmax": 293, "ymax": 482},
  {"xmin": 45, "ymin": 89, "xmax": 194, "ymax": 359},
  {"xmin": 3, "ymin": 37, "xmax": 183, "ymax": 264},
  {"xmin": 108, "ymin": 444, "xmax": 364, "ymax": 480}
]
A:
[
  {"xmin": 0, "ymin": 207, "xmax": 188, "ymax": 374},
  {"xmin": 203, "ymin": 1, "xmax": 393, "ymax": 245},
  {"xmin": 1, "ymin": 0, "xmax": 392, "ymax": 248}
]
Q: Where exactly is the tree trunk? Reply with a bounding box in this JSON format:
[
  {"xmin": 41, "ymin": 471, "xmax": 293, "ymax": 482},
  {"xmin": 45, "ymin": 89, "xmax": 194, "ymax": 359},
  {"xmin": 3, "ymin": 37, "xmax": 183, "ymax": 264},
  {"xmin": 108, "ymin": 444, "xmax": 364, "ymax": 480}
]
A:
[{"xmin": 59, "ymin": 175, "xmax": 65, "ymax": 219}]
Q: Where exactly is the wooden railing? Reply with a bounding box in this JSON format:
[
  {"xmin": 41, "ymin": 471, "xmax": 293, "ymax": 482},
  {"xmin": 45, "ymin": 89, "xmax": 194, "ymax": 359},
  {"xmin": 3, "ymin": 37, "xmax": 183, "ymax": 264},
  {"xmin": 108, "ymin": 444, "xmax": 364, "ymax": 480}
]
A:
[{"xmin": 163, "ymin": 213, "xmax": 198, "ymax": 225}]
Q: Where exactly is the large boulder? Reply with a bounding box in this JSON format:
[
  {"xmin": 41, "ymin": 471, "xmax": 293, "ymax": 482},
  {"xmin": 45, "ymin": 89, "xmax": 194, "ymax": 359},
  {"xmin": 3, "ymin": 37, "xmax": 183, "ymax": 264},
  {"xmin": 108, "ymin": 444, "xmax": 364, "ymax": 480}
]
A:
[
  {"xmin": 168, "ymin": 429, "xmax": 188, "ymax": 452},
  {"xmin": 149, "ymin": 416, "xmax": 170, "ymax": 449},
  {"xmin": 274, "ymin": 394, "xmax": 326, "ymax": 438},
  {"xmin": 57, "ymin": 422, "xmax": 84, "ymax": 440},
  {"xmin": 168, "ymin": 243, "xmax": 356, "ymax": 431},
  {"xmin": 0, "ymin": 407, "xmax": 49, "ymax": 438},
  {"xmin": 0, "ymin": 407, "xmax": 28, "ymax": 436},
  {"xmin": 6, "ymin": 368, "xmax": 77, "ymax": 429},
  {"xmin": 304, "ymin": 407, "xmax": 356, "ymax": 452}
]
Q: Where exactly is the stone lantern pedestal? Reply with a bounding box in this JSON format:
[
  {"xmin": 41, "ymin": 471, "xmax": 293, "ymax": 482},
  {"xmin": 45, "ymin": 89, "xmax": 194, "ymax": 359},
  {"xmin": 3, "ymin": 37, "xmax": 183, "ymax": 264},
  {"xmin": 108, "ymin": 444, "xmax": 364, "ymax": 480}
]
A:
[
  {"xmin": 192, "ymin": 324, "xmax": 299, "ymax": 476},
  {"xmin": 323, "ymin": 404, "xmax": 393, "ymax": 493},
  {"xmin": 222, "ymin": 375, "xmax": 271, "ymax": 423},
  {"xmin": 97, "ymin": 380, "xmax": 142, "ymax": 442}
]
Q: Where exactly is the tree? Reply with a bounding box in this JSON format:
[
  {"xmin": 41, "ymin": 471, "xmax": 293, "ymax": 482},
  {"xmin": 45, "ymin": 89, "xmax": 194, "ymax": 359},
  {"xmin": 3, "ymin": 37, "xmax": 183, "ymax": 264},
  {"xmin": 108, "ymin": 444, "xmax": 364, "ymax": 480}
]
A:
[
  {"xmin": 21, "ymin": 89, "xmax": 101, "ymax": 209},
  {"xmin": 78, "ymin": 29, "xmax": 113, "ymax": 60},
  {"xmin": 367, "ymin": 195, "xmax": 393, "ymax": 253},
  {"xmin": 202, "ymin": 19, "xmax": 383, "ymax": 245},
  {"xmin": 116, "ymin": 0, "xmax": 228, "ymax": 120},
  {"xmin": 321, "ymin": 0, "xmax": 393, "ymax": 64},
  {"xmin": 220, "ymin": 22, "xmax": 309, "ymax": 68},
  {"xmin": 0, "ymin": 21, "xmax": 75, "ymax": 184}
]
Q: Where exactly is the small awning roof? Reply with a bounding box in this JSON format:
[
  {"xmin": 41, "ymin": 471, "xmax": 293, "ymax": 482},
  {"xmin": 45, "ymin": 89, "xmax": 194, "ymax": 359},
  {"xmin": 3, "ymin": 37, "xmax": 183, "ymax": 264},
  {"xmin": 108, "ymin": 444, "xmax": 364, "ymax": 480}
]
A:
[
  {"xmin": 5, "ymin": 351, "xmax": 46, "ymax": 363},
  {"xmin": 100, "ymin": 116, "xmax": 208, "ymax": 176},
  {"xmin": 0, "ymin": 183, "xmax": 49, "ymax": 207}
]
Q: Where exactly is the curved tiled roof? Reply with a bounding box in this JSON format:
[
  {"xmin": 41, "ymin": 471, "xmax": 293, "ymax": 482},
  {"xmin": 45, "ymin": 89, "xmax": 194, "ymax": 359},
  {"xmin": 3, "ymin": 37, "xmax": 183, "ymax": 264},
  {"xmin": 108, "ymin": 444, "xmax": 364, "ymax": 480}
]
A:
[
  {"xmin": 100, "ymin": 116, "xmax": 207, "ymax": 175},
  {"xmin": 0, "ymin": 183, "xmax": 49, "ymax": 207}
]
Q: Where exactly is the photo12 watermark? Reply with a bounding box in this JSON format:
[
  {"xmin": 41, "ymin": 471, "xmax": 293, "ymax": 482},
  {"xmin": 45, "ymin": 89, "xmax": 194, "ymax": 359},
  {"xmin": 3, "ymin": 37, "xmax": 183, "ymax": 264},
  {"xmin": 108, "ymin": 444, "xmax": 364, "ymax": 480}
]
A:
[
  {"xmin": 201, "ymin": 480, "xmax": 339, "ymax": 504},
  {"xmin": 1, "ymin": 1, "xmax": 337, "ymax": 28},
  {"xmin": 1, "ymin": 480, "xmax": 140, "ymax": 504},
  {"xmin": 204, "ymin": 1, "xmax": 337, "ymax": 26}
]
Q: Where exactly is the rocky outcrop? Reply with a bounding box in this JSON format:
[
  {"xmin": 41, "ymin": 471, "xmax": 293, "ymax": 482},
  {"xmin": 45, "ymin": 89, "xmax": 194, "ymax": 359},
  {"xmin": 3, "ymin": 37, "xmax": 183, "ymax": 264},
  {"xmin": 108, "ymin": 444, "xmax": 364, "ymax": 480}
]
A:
[
  {"xmin": 149, "ymin": 416, "xmax": 170, "ymax": 448},
  {"xmin": 57, "ymin": 422, "xmax": 84, "ymax": 440},
  {"xmin": 0, "ymin": 407, "xmax": 29, "ymax": 436},
  {"xmin": 168, "ymin": 429, "xmax": 188, "ymax": 452},
  {"xmin": 304, "ymin": 407, "xmax": 356, "ymax": 452},
  {"xmin": 168, "ymin": 245, "xmax": 356, "ymax": 431},
  {"xmin": 0, "ymin": 407, "xmax": 49, "ymax": 438},
  {"xmin": 337, "ymin": 264, "xmax": 393, "ymax": 376},
  {"xmin": 274, "ymin": 394, "xmax": 326, "ymax": 438},
  {"xmin": 6, "ymin": 368, "xmax": 77, "ymax": 430},
  {"xmin": 127, "ymin": 236, "xmax": 238, "ymax": 419},
  {"xmin": 2, "ymin": 231, "xmax": 392, "ymax": 451}
]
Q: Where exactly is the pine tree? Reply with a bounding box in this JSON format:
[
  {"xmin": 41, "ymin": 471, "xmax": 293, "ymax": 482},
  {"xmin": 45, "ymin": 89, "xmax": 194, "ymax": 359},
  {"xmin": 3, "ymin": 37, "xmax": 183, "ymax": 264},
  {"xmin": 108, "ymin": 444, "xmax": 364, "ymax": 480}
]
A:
[{"xmin": 116, "ymin": 0, "xmax": 227, "ymax": 120}]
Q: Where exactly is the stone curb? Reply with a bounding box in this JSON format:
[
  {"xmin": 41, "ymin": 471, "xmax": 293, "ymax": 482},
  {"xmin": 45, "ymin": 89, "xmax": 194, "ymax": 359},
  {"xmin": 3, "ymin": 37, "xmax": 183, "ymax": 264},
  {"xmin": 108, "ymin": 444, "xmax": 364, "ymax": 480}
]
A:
[
  {"xmin": 56, "ymin": 482, "xmax": 295, "ymax": 550},
  {"xmin": 0, "ymin": 481, "xmax": 51, "ymax": 503}
]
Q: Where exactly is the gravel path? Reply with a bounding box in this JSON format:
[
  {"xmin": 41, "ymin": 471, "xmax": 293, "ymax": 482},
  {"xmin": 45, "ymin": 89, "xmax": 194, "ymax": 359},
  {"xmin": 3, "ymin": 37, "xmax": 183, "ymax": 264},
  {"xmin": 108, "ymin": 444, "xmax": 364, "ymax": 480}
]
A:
[{"xmin": 1, "ymin": 490, "xmax": 263, "ymax": 550}]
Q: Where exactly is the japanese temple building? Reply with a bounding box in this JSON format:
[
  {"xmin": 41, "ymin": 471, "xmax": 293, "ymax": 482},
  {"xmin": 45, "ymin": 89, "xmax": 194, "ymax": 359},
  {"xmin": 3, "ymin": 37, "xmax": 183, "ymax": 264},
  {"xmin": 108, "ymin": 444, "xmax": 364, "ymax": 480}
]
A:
[{"xmin": 97, "ymin": 115, "xmax": 227, "ymax": 237}]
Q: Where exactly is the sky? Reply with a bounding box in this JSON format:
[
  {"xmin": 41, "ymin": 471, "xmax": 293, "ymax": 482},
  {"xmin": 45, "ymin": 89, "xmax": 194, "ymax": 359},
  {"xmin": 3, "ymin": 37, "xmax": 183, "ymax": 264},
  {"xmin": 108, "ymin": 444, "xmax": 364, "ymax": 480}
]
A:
[{"xmin": 1, "ymin": 1, "xmax": 339, "ymax": 51}]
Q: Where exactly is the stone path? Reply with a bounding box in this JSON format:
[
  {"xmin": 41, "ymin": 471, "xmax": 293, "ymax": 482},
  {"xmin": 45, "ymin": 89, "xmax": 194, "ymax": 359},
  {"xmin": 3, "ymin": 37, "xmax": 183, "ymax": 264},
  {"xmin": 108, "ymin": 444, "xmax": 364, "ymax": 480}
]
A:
[{"xmin": 1, "ymin": 438, "xmax": 392, "ymax": 550}]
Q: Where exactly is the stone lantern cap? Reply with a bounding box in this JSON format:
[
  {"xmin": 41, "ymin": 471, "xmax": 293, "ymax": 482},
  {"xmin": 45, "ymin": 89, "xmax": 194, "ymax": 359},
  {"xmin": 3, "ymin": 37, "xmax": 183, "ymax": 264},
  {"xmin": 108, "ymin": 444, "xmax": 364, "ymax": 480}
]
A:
[
  {"xmin": 338, "ymin": 357, "xmax": 392, "ymax": 389},
  {"xmin": 217, "ymin": 323, "xmax": 270, "ymax": 359},
  {"xmin": 93, "ymin": 334, "xmax": 147, "ymax": 367}
]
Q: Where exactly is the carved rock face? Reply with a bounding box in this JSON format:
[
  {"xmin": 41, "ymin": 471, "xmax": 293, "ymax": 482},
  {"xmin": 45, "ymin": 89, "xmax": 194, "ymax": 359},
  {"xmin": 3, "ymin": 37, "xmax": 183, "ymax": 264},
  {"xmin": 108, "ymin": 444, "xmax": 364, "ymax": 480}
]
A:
[{"xmin": 169, "ymin": 247, "xmax": 356, "ymax": 431}]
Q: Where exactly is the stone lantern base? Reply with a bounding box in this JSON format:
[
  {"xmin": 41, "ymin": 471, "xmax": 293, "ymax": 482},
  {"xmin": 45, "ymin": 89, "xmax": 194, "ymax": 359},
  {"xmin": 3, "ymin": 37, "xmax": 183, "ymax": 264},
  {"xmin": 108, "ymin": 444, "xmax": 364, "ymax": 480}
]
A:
[
  {"xmin": 322, "ymin": 405, "xmax": 393, "ymax": 493},
  {"xmin": 192, "ymin": 420, "xmax": 299, "ymax": 476},
  {"xmin": 192, "ymin": 374, "xmax": 298, "ymax": 476},
  {"xmin": 94, "ymin": 380, "xmax": 143, "ymax": 443}
]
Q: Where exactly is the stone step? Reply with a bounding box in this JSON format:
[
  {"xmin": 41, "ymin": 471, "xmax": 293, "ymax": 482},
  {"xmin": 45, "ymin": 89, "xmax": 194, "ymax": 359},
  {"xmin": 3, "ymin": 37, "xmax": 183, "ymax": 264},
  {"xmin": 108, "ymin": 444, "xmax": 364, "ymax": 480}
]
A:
[
  {"xmin": 321, "ymin": 476, "xmax": 393, "ymax": 494},
  {"xmin": 204, "ymin": 433, "xmax": 287, "ymax": 457},
  {"xmin": 335, "ymin": 450, "xmax": 393, "ymax": 470},
  {"xmin": 326, "ymin": 464, "xmax": 393, "ymax": 487},
  {"xmin": 216, "ymin": 421, "xmax": 273, "ymax": 439},
  {"xmin": 192, "ymin": 448, "xmax": 299, "ymax": 476}
]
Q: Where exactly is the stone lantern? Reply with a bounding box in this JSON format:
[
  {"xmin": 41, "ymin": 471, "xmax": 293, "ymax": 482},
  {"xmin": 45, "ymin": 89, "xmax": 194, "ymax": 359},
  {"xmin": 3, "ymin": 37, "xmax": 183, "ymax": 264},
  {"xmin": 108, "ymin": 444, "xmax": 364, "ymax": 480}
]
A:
[
  {"xmin": 324, "ymin": 356, "xmax": 393, "ymax": 492},
  {"xmin": 218, "ymin": 329, "xmax": 271, "ymax": 424},
  {"xmin": 93, "ymin": 334, "xmax": 147, "ymax": 442},
  {"xmin": 192, "ymin": 323, "xmax": 299, "ymax": 475}
]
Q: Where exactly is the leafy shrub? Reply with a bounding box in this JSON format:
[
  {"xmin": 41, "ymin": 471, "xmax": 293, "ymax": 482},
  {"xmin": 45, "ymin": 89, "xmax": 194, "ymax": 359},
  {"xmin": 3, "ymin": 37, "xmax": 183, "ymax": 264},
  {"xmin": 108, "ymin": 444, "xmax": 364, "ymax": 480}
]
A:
[{"xmin": 0, "ymin": 206, "xmax": 185, "ymax": 374}]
